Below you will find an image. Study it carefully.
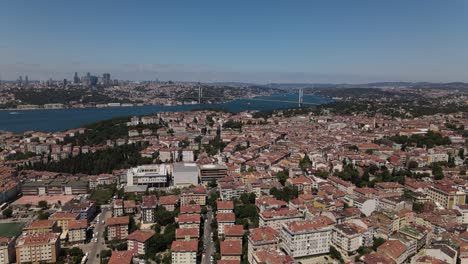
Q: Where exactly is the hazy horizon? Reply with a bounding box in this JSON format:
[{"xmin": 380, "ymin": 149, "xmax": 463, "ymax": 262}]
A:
[{"xmin": 1, "ymin": 0, "xmax": 467, "ymax": 83}]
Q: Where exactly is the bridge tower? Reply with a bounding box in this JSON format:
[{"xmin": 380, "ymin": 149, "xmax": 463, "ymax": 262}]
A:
[
  {"xmin": 298, "ymin": 88, "xmax": 304, "ymax": 107},
  {"xmin": 198, "ymin": 85, "xmax": 203, "ymax": 104}
]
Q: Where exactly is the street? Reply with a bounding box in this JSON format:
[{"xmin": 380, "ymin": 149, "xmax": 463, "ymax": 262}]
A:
[
  {"xmin": 201, "ymin": 207, "xmax": 214, "ymax": 264},
  {"xmin": 80, "ymin": 207, "xmax": 111, "ymax": 264}
]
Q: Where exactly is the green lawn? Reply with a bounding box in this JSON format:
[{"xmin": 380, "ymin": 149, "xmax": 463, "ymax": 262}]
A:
[
  {"xmin": 90, "ymin": 187, "xmax": 114, "ymax": 205},
  {"xmin": 0, "ymin": 222, "xmax": 24, "ymax": 237}
]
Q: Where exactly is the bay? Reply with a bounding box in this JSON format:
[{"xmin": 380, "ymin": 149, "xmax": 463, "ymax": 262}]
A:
[{"xmin": 0, "ymin": 93, "xmax": 331, "ymax": 133}]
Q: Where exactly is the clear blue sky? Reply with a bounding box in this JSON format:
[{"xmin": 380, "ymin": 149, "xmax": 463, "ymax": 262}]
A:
[{"xmin": 0, "ymin": 0, "xmax": 467, "ymax": 83}]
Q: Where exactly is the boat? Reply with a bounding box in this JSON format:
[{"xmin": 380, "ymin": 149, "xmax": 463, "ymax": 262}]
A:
[{"xmin": 9, "ymin": 112, "xmax": 19, "ymax": 115}]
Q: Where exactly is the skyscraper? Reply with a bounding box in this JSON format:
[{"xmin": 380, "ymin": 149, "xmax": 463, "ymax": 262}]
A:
[
  {"xmin": 24, "ymin": 76, "xmax": 29, "ymax": 87},
  {"xmin": 73, "ymin": 72, "xmax": 80, "ymax": 84},
  {"xmin": 102, "ymin": 73, "xmax": 111, "ymax": 87}
]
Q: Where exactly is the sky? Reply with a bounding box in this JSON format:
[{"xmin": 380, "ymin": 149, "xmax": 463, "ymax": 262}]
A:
[{"xmin": 0, "ymin": 0, "xmax": 467, "ymax": 83}]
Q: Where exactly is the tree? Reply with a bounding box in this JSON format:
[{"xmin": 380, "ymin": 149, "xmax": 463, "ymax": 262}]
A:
[
  {"xmin": 459, "ymin": 148, "xmax": 465, "ymax": 159},
  {"xmin": 330, "ymin": 246, "xmax": 344, "ymax": 262},
  {"xmin": 37, "ymin": 210, "xmax": 50, "ymax": 220},
  {"xmin": 2, "ymin": 208, "xmax": 12, "ymax": 218},
  {"xmin": 432, "ymin": 163, "xmax": 444, "ymax": 180},
  {"xmin": 299, "ymin": 154, "xmax": 312, "ymax": 170},
  {"xmin": 372, "ymin": 237, "xmax": 386, "ymax": 251},
  {"xmin": 38, "ymin": 200, "xmax": 48, "ymax": 209},
  {"xmin": 276, "ymin": 170, "xmax": 289, "ymax": 186}
]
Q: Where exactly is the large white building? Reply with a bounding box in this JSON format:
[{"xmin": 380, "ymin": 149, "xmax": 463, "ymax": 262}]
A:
[
  {"xmin": 173, "ymin": 163, "xmax": 199, "ymax": 188},
  {"xmin": 280, "ymin": 216, "xmax": 334, "ymax": 258},
  {"xmin": 126, "ymin": 164, "xmax": 171, "ymax": 188}
]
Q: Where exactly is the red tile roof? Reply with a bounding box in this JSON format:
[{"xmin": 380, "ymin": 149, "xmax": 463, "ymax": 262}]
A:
[
  {"xmin": 178, "ymin": 214, "xmax": 201, "ymax": 223},
  {"xmin": 171, "ymin": 240, "xmax": 198, "ymax": 252},
  {"xmin": 127, "ymin": 230, "xmax": 153, "ymax": 242},
  {"xmin": 108, "ymin": 251, "xmax": 133, "ymax": 264},
  {"xmin": 159, "ymin": 195, "xmax": 179, "ymax": 205},
  {"xmin": 224, "ymin": 225, "xmax": 244, "ymax": 237},
  {"xmin": 217, "ymin": 200, "xmax": 234, "ymax": 210},
  {"xmin": 217, "ymin": 212, "xmax": 235, "ymax": 222},
  {"xmin": 26, "ymin": 220, "xmax": 56, "ymax": 229},
  {"xmin": 180, "ymin": 205, "xmax": 202, "ymax": 214},
  {"xmin": 49, "ymin": 212, "xmax": 79, "ymax": 220},
  {"xmin": 249, "ymin": 226, "xmax": 279, "ymax": 242},
  {"xmin": 220, "ymin": 240, "xmax": 242, "ymax": 256},
  {"xmin": 106, "ymin": 216, "xmax": 130, "ymax": 226},
  {"xmin": 68, "ymin": 220, "xmax": 88, "ymax": 230},
  {"xmin": 175, "ymin": 228, "xmax": 199, "ymax": 238}
]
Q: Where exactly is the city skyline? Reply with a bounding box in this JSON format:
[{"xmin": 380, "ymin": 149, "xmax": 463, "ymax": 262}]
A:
[{"xmin": 0, "ymin": 0, "xmax": 467, "ymax": 83}]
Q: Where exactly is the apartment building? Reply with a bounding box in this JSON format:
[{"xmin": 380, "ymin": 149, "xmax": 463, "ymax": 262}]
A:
[
  {"xmin": 141, "ymin": 195, "xmax": 158, "ymax": 223},
  {"xmin": 220, "ymin": 240, "xmax": 242, "ymax": 261},
  {"xmin": 427, "ymin": 185, "xmax": 466, "ymax": 210},
  {"xmin": 23, "ymin": 220, "xmax": 58, "ymax": 235},
  {"xmin": 217, "ymin": 200, "xmax": 234, "ymax": 213},
  {"xmin": 127, "ymin": 230, "xmax": 154, "ymax": 255},
  {"xmin": 171, "ymin": 240, "xmax": 198, "ymax": 264},
  {"xmin": 15, "ymin": 233, "xmax": 61, "ymax": 264},
  {"xmin": 48, "ymin": 212, "xmax": 79, "ymax": 232},
  {"xmin": 176, "ymin": 228, "xmax": 199, "ymax": 241},
  {"xmin": 217, "ymin": 212, "xmax": 236, "ymax": 235},
  {"xmin": 0, "ymin": 237, "xmax": 15, "ymax": 264},
  {"xmin": 224, "ymin": 225, "xmax": 244, "ymax": 241},
  {"xmin": 180, "ymin": 185, "xmax": 207, "ymax": 206},
  {"xmin": 259, "ymin": 208, "xmax": 303, "ymax": 230},
  {"xmin": 159, "ymin": 195, "xmax": 179, "ymax": 212},
  {"xmin": 177, "ymin": 214, "xmax": 201, "ymax": 229},
  {"xmin": 67, "ymin": 220, "xmax": 88, "ymax": 243},
  {"xmin": 280, "ymin": 216, "xmax": 334, "ymax": 258},
  {"xmin": 331, "ymin": 223, "xmax": 363, "ymax": 256},
  {"xmin": 247, "ymin": 226, "xmax": 280, "ymax": 264},
  {"xmin": 106, "ymin": 216, "xmax": 129, "ymax": 240},
  {"xmin": 108, "ymin": 250, "xmax": 133, "ymax": 264}
]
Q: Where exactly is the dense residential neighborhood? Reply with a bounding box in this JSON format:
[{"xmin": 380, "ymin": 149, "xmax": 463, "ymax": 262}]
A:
[{"xmin": 0, "ymin": 103, "xmax": 467, "ymax": 264}]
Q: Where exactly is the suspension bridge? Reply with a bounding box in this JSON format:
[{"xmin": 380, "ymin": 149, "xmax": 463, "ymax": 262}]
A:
[{"xmin": 171, "ymin": 86, "xmax": 310, "ymax": 107}]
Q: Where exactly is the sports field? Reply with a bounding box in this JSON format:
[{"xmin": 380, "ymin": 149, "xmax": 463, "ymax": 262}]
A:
[{"xmin": 0, "ymin": 222, "xmax": 24, "ymax": 237}]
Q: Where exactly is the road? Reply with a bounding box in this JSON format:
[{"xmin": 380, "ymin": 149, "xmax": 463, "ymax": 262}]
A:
[
  {"xmin": 201, "ymin": 207, "xmax": 214, "ymax": 264},
  {"xmin": 81, "ymin": 207, "xmax": 111, "ymax": 264}
]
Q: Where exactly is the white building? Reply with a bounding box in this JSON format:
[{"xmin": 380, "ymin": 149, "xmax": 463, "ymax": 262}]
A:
[
  {"xmin": 126, "ymin": 164, "xmax": 171, "ymax": 188},
  {"xmin": 280, "ymin": 216, "xmax": 334, "ymax": 258},
  {"xmin": 173, "ymin": 163, "xmax": 199, "ymax": 188}
]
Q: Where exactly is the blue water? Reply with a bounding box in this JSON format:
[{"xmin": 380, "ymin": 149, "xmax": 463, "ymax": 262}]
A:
[{"xmin": 0, "ymin": 94, "xmax": 331, "ymax": 133}]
